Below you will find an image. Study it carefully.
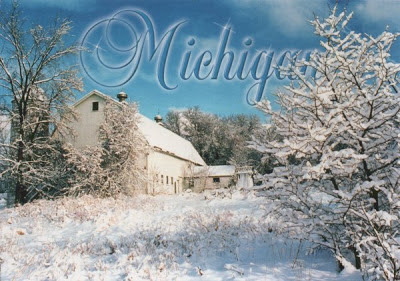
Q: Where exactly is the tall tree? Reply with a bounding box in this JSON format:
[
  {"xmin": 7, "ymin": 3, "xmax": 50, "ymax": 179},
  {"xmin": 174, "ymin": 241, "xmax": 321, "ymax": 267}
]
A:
[
  {"xmin": 253, "ymin": 7, "xmax": 400, "ymax": 279},
  {"xmin": 0, "ymin": 2, "xmax": 82, "ymax": 204},
  {"xmin": 164, "ymin": 107, "xmax": 265, "ymax": 168}
]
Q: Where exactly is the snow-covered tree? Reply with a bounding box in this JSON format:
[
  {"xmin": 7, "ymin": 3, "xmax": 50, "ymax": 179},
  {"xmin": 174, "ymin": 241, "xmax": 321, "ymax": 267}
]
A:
[
  {"xmin": 0, "ymin": 2, "xmax": 82, "ymax": 204},
  {"xmin": 66, "ymin": 101, "xmax": 148, "ymax": 197},
  {"xmin": 0, "ymin": 115, "xmax": 10, "ymax": 192},
  {"xmin": 252, "ymin": 7, "xmax": 400, "ymax": 280},
  {"xmin": 164, "ymin": 107, "xmax": 265, "ymax": 169}
]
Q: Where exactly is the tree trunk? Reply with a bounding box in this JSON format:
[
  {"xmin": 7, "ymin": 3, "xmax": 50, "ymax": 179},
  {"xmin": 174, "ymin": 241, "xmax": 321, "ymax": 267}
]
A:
[
  {"xmin": 371, "ymin": 188, "xmax": 379, "ymax": 211},
  {"xmin": 350, "ymin": 246, "xmax": 361, "ymax": 270},
  {"xmin": 15, "ymin": 180, "xmax": 28, "ymax": 205},
  {"xmin": 338, "ymin": 259, "xmax": 344, "ymax": 272},
  {"xmin": 14, "ymin": 140, "xmax": 28, "ymax": 205}
]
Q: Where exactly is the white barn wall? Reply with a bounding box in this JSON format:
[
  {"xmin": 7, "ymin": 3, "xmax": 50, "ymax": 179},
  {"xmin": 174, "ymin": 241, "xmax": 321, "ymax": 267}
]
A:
[
  {"xmin": 147, "ymin": 150, "xmax": 189, "ymax": 194},
  {"xmin": 69, "ymin": 94, "xmax": 105, "ymax": 148}
]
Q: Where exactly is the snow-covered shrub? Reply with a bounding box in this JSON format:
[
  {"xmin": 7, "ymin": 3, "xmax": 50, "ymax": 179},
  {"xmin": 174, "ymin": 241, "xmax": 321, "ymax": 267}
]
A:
[
  {"xmin": 0, "ymin": 194, "xmax": 276, "ymax": 280},
  {"xmin": 65, "ymin": 102, "xmax": 148, "ymax": 197},
  {"xmin": 252, "ymin": 6, "xmax": 400, "ymax": 280}
]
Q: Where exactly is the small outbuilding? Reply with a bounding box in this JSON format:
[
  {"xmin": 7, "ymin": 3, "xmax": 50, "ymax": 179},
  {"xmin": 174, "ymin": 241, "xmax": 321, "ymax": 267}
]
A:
[{"xmin": 191, "ymin": 165, "xmax": 239, "ymax": 192}]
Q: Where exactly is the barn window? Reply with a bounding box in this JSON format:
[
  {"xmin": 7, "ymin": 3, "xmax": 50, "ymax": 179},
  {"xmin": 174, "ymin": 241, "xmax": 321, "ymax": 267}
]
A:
[
  {"xmin": 213, "ymin": 177, "xmax": 220, "ymax": 183},
  {"xmin": 171, "ymin": 177, "xmax": 173, "ymax": 184},
  {"xmin": 92, "ymin": 101, "xmax": 99, "ymax": 111},
  {"xmin": 161, "ymin": 175, "xmax": 164, "ymax": 184}
]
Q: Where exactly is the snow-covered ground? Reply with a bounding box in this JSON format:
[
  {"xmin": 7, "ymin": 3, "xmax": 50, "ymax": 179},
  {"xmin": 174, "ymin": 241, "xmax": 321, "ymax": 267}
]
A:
[
  {"xmin": 0, "ymin": 193, "xmax": 7, "ymax": 210},
  {"xmin": 0, "ymin": 191, "xmax": 362, "ymax": 281}
]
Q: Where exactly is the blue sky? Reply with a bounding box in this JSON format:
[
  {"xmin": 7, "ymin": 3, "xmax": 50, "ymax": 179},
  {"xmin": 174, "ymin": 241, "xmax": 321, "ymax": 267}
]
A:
[{"xmin": 4, "ymin": 0, "xmax": 400, "ymax": 120}]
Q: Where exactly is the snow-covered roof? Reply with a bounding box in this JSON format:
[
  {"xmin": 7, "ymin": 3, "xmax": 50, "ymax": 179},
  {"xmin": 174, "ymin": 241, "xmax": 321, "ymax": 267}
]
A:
[
  {"xmin": 137, "ymin": 114, "xmax": 206, "ymax": 166},
  {"xmin": 73, "ymin": 90, "xmax": 206, "ymax": 166},
  {"xmin": 193, "ymin": 165, "xmax": 235, "ymax": 177}
]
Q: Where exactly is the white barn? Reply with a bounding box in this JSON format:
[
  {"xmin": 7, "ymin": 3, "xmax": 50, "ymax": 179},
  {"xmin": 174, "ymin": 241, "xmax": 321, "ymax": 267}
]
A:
[{"xmin": 68, "ymin": 90, "xmax": 206, "ymax": 195}]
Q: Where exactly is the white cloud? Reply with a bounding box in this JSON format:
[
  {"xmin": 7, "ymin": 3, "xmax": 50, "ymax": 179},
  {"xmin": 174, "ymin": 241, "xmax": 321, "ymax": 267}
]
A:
[
  {"xmin": 228, "ymin": 0, "xmax": 327, "ymax": 36},
  {"xmin": 138, "ymin": 72, "xmax": 155, "ymax": 83},
  {"xmin": 355, "ymin": 0, "xmax": 400, "ymax": 26},
  {"xmin": 20, "ymin": 0, "xmax": 96, "ymax": 11},
  {"xmin": 192, "ymin": 37, "xmax": 220, "ymax": 51},
  {"xmin": 168, "ymin": 106, "xmax": 188, "ymax": 112}
]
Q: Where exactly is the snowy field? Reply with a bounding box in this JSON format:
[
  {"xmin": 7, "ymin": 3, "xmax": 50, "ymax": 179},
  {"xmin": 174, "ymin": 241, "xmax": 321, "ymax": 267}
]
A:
[{"xmin": 0, "ymin": 191, "xmax": 362, "ymax": 281}]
